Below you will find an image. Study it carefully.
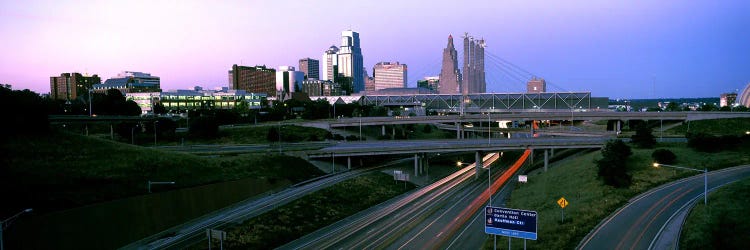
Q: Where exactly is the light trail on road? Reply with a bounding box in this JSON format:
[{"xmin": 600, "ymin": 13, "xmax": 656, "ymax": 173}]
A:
[{"xmin": 429, "ymin": 148, "xmax": 531, "ymax": 247}]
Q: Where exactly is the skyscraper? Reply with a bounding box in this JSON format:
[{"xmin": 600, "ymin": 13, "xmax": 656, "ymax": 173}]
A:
[
  {"xmin": 50, "ymin": 72, "xmax": 101, "ymax": 100},
  {"xmin": 462, "ymin": 33, "xmax": 486, "ymax": 94},
  {"xmin": 337, "ymin": 30, "xmax": 365, "ymax": 93},
  {"xmin": 438, "ymin": 35, "xmax": 461, "ymax": 94},
  {"xmin": 298, "ymin": 58, "xmax": 319, "ymax": 80},
  {"xmin": 373, "ymin": 62, "xmax": 407, "ymax": 90},
  {"xmin": 321, "ymin": 45, "xmax": 339, "ymax": 81},
  {"xmin": 229, "ymin": 64, "xmax": 276, "ymax": 96}
]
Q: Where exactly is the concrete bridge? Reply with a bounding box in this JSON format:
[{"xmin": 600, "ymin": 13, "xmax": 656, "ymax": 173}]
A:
[
  {"xmin": 323, "ymin": 111, "xmax": 750, "ymax": 128},
  {"xmin": 307, "ymin": 137, "xmax": 612, "ymax": 178}
]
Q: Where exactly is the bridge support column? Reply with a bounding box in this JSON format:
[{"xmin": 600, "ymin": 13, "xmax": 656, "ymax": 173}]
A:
[
  {"xmin": 414, "ymin": 154, "xmax": 419, "ymax": 177},
  {"xmin": 616, "ymin": 120, "xmax": 621, "ymax": 134},
  {"xmin": 392, "ymin": 126, "xmax": 396, "ymax": 140},
  {"xmin": 530, "ymin": 121, "xmax": 535, "ymax": 135},
  {"xmin": 456, "ymin": 122, "xmax": 461, "ymax": 139},
  {"xmin": 475, "ymin": 151, "xmax": 483, "ymax": 179},
  {"xmin": 529, "ymin": 148, "xmax": 534, "ymax": 165},
  {"xmin": 550, "ymin": 148, "xmax": 555, "ymax": 157},
  {"xmin": 382, "ymin": 125, "xmax": 386, "ymax": 136},
  {"xmin": 347, "ymin": 156, "xmax": 351, "ymax": 170},
  {"xmin": 424, "ymin": 154, "xmax": 429, "ymax": 177},
  {"xmin": 544, "ymin": 149, "xmax": 549, "ymax": 172}
]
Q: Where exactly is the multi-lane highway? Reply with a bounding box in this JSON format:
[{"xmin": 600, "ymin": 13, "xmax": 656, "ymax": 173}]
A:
[
  {"xmin": 282, "ymin": 151, "xmax": 530, "ymax": 249},
  {"xmin": 123, "ymin": 159, "xmax": 409, "ymax": 249},
  {"xmin": 578, "ymin": 165, "xmax": 750, "ymax": 250}
]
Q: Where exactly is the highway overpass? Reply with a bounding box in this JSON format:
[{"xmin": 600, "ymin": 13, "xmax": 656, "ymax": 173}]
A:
[
  {"xmin": 307, "ymin": 137, "xmax": 610, "ymax": 158},
  {"xmin": 324, "ymin": 111, "xmax": 750, "ymax": 128}
]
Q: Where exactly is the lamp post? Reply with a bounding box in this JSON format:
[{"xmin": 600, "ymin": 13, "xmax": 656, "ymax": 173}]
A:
[
  {"xmin": 486, "ymin": 113, "xmax": 491, "ymax": 145},
  {"xmin": 147, "ymin": 181, "xmax": 175, "ymax": 193},
  {"xmin": 88, "ymin": 88, "xmax": 93, "ymax": 117},
  {"xmin": 1, "ymin": 208, "xmax": 33, "ymax": 250},
  {"xmin": 153, "ymin": 120, "xmax": 159, "ymax": 146},
  {"xmin": 278, "ymin": 121, "xmax": 282, "ymax": 154},
  {"xmin": 359, "ymin": 114, "xmax": 362, "ymax": 141},
  {"xmin": 653, "ymin": 163, "xmax": 708, "ymax": 205}
]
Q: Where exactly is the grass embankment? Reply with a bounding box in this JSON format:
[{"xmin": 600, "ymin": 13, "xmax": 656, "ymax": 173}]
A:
[
  {"xmin": 483, "ymin": 142, "xmax": 750, "ymax": 250},
  {"xmin": 157, "ymin": 124, "xmax": 331, "ymax": 145},
  {"xmin": 671, "ymin": 117, "xmax": 750, "ymax": 135},
  {"xmin": 1, "ymin": 131, "xmax": 325, "ymax": 249},
  {"xmin": 0, "ymin": 132, "xmax": 323, "ymax": 216},
  {"xmin": 680, "ymin": 177, "xmax": 750, "ymax": 249},
  {"xmin": 214, "ymin": 172, "xmax": 416, "ymax": 249}
]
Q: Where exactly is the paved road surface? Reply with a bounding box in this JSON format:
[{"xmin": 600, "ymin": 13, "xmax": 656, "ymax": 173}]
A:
[
  {"xmin": 578, "ymin": 165, "xmax": 750, "ymax": 250},
  {"xmin": 122, "ymin": 159, "xmax": 408, "ymax": 249}
]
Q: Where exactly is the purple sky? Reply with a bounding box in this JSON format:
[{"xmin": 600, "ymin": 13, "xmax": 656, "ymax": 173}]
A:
[{"xmin": 1, "ymin": 0, "xmax": 748, "ymax": 98}]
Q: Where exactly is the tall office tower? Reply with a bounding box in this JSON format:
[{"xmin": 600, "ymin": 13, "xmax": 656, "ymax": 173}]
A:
[
  {"xmin": 477, "ymin": 39, "xmax": 486, "ymax": 93},
  {"xmin": 276, "ymin": 66, "xmax": 305, "ymax": 95},
  {"xmin": 373, "ymin": 62, "xmax": 407, "ymax": 90},
  {"xmin": 527, "ymin": 77, "xmax": 546, "ymax": 93},
  {"xmin": 438, "ymin": 35, "xmax": 461, "ymax": 94},
  {"xmin": 461, "ymin": 33, "xmax": 487, "ymax": 94},
  {"xmin": 321, "ymin": 45, "xmax": 339, "ymax": 81},
  {"xmin": 50, "ymin": 72, "xmax": 101, "ymax": 100},
  {"xmin": 337, "ymin": 30, "xmax": 365, "ymax": 93},
  {"xmin": 298, "ymin": 58, "xmax": 319, "ymax": 80},
  {"xmin": 229, "ymin": 64, "xmax": 276, "ymax": 96}
]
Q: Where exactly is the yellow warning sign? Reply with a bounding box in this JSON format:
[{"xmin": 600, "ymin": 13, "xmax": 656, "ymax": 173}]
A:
[{"xmin": 557, "ymin": 197, "xmax": 569, "ymax": 209}]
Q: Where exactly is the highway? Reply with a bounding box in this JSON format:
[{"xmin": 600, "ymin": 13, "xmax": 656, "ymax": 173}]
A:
[
  {"xmin": 156, "ymin": 141, "xmax": 334, "ymax": 154},
  {"xmin": 308, "ymin": 137, "xmax": 609, "ymax": 158},
  {"xmin": 326, "ymin": 112, "xmax": 750, "ymax": 128},
  {"xmin": 282, "ymin": 151, "xmax": 529, "ymax": 249},
  {"xmin": 122, "ymin": 159, "xmax": 408, "ymax": 249},
  {"xmin": 577, "ymin": 165, "xmax": 750, "ymax": 250}
]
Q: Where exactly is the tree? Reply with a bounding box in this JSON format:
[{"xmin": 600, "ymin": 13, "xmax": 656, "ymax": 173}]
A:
[
  {"xmin": 698, "ymin": 103, "xmax": 717, "ymax": 111},
  {"xmin": 651, "ymin": 149, "xmax": 676, "ymax": 165},
  {"xmin": 665, "ymin": 102, "xmax": 680, "ymax": 111},
  {"xmin": 0, "ymin": 86, "xmax": 49, "ymax": 137},
  {"xmin": 596, "ymin": 139, "xmax": 633, "ymax": 188},
  {"xmin": 267, "ymin": 126, "xmax": 280, "ymax": 142},
  {"xmin": 631, "ymin": 123, "xmax": 656, "ymax": 148},
  {"xmin": 189, "ymin": 116, "xmax": 219, "ymax": 138},
  {"xmin": 153, "ymin": 102, "xmax": 167, "ymax": 114}
]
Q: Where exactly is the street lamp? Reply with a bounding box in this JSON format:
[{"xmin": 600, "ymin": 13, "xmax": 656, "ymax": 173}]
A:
[
  {"xmin": 147, "ymin": 181, "xmax": 175, "ymax": 193},
  {"xmin": 653, "ymin": 163, "xmax": 708, "ymax": 205},
  {"xmin": 153, "ymin": 120, "xmax": 159, "ymax": 146},
  {"xmin": 359, "ymin": 114, "xmax": 362, "ymax": 141},
  {"xmin": 486, "ymin": 113, "xmax": 491, "ymax": 145},
  {"xmin": 88, "ymin": 88, "xmax": 93, "ymax": 117},
  {"xmin": 1, "ymin": 208, "xmax": 33, "ymax": 250}
]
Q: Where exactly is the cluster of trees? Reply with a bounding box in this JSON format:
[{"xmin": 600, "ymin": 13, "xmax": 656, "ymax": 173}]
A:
[
  {"xmin": 0, "ymin": 85, "xmax": 50, "ymax": 138},
  {"xmin": 596, "ymin": 140, "xmax": 633, "ymax": 188},
  {"xmin": 686, "ymin": 132, "xmax": 747, "ymax": 152},
  {"xmin": 49, "ymin": 89, "xmax": 141, "ymax": 116}
]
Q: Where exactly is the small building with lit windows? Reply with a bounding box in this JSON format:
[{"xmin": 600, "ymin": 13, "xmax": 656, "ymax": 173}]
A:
[{"xmin": 125, "ymin": 87, "xmax": 266, "ymax": 114}]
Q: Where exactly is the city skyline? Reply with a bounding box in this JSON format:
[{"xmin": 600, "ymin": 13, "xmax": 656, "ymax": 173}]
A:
[{"xmin": 1, "ymin": 0, "xmax": 748, "ymax": 98}]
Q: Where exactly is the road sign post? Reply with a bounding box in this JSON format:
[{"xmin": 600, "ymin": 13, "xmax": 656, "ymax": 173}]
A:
[
  {"xmin": 557, "ymin": 197, "xmax": 569, "ymax": 223},
  {"xmin": 485, "ymin": 206, "xmax": 538, "ymax": 241},
  {"xmin": 206, "ymin": 229, "xmax": 226, "ymax": 250}
]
